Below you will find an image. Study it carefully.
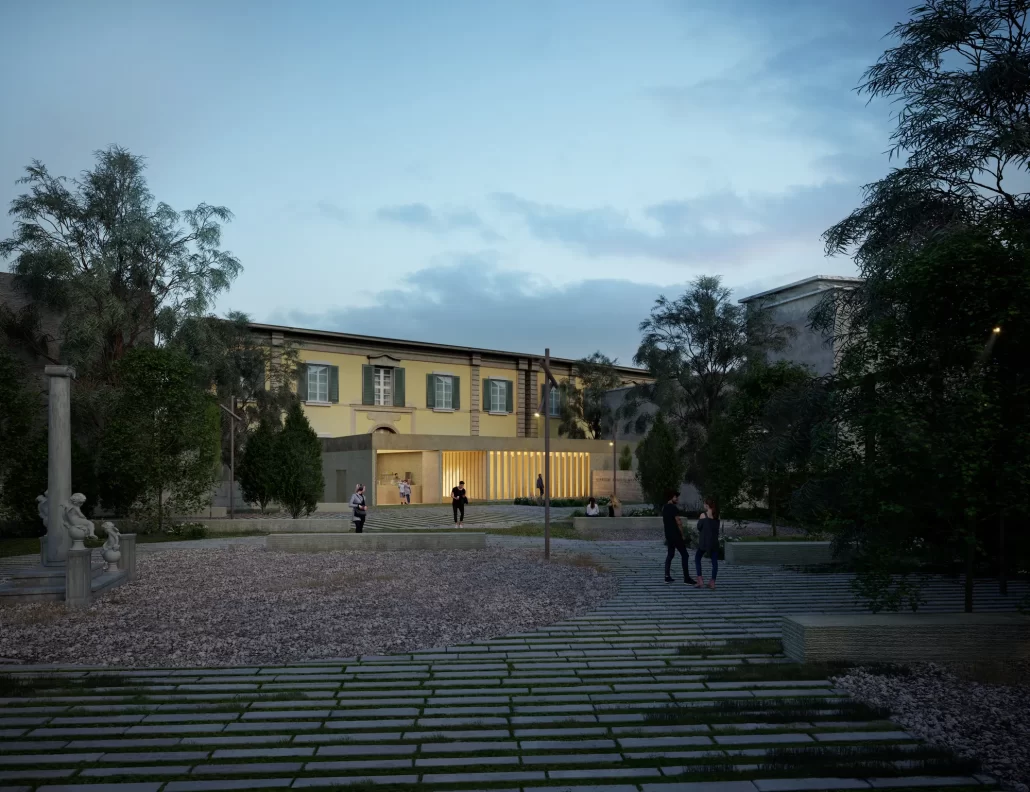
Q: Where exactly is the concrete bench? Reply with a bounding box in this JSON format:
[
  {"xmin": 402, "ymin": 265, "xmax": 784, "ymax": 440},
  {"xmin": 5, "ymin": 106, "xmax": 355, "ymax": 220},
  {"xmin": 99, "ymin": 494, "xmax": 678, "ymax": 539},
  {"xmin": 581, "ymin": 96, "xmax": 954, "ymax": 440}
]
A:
[
  {"xmin": 783, "ymin": 613, "xmax": 1030, "ymax": 663},
  {"xmin": 724, "ymin": 540, "xmax": 832, "ymax": 566},
  {"xmin": 266, "ymin": 532, "xmax": 486, "ymax": 552}
]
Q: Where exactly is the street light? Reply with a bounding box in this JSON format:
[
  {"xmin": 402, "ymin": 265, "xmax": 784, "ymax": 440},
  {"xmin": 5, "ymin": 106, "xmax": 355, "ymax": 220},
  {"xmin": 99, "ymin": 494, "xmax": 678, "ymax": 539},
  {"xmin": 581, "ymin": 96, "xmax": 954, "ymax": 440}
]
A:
[
  {"xmin": 993, "ymin": 326, "xmax": 1002, "ymax": 334},
  {"xmin": 536, "ymin": 349, "xmax": 560, "ymax": 560}
]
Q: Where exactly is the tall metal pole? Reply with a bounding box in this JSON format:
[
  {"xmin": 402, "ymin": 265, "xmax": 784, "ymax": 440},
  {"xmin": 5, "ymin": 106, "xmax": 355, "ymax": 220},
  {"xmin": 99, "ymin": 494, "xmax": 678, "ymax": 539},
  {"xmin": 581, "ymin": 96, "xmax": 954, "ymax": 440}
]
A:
[
  {"xmin": 219, "ymin": 400, "xmax": 242, "ymax": 521},
  {"xmin": 544, "ymin": 348, "xmax": 551, "ymax": 560},
  {"xmin": 229, "ymin": 396, "xmax": 235, "ymax": 521},
  {"xmin": 612, "ymin": 423, "xmax": 617, "ymax": 502}
]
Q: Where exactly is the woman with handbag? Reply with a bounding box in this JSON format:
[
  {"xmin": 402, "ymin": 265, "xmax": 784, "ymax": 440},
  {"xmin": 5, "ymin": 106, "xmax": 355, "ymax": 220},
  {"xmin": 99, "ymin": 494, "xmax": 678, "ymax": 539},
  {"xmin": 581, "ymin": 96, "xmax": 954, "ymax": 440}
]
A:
[
  {"xmin": 350, "ymin": 484, "xmax": 368, "ymax": 533},
  {"xmin": 694, "ymin": 496, "xmax": 721, "ymax": 589}
]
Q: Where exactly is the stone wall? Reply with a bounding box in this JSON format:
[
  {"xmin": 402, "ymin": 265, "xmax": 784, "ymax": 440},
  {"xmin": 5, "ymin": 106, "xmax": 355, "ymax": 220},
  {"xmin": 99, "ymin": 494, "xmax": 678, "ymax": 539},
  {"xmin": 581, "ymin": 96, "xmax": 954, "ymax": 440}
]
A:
[{"xmin": 591, "ymin": 471, "xmax": 643, "ymax": 502}]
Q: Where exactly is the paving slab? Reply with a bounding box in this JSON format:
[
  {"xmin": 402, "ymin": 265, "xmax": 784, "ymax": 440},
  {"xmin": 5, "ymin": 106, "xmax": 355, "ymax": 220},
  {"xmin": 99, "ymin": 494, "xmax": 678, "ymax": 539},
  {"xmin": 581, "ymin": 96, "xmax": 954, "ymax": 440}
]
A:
[{"xmin": 164, "ymin": 781, "xmax": 293, "ymax": 792}]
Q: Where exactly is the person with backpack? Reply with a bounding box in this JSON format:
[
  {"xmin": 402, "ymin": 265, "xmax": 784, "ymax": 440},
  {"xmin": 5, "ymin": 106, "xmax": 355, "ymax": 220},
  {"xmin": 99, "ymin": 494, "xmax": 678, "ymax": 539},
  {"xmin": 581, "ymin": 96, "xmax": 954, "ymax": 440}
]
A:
[
  {"xmin": 694, "ymin": 496, "xmax": 721, "ymax": 589},
  {"xmin": 350, "ymin": 484, "xmax": 368, "ymax": 533}
]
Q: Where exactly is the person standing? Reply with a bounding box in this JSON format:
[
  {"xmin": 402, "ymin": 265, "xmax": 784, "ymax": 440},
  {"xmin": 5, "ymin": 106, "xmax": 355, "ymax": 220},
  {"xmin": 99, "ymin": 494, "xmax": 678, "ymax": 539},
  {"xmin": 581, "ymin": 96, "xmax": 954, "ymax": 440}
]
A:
[
  {"xmin": 398, "ymin": 478, "xmax": 411, "ymax": 505},
  {"xmin": 694, "ymin": 496, "xmax": 721, "ymax": 589},
  {"xmin": 536, "ymin": 473, "xmax": 545, "ymax": 503},
  {"xmin": 350, "ymin": 484, "xmax": 368, "ymax": 533},
  {"xmin": 663, "ymin": 490, "xmax": 689, "ymax": 583},
  {"xmin": 451, "ymin": 480, "xmax": 467, "ymax": 527}
]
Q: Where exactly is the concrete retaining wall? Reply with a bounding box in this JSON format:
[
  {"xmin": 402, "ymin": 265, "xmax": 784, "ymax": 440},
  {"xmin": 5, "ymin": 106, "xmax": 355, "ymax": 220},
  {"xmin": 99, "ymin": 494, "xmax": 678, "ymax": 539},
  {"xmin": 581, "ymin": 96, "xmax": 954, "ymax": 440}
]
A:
[
  {"xmin": 266, "ymin": 532, "xmax": 486, "ymax": 552},
  {"xmin": 724, "ymin": 541, "xmax": 832, "ymax": 566},
  {"xmin": 572, "ymin": 516, "xmax": 662, "ymax": 531},
  {"xmin": 193, "ymin": 519, "xmax": 353, "ymax": 534},
  {"xmin": 783, "ymin": 613, "xmax": 1030, "ymax": 663}
]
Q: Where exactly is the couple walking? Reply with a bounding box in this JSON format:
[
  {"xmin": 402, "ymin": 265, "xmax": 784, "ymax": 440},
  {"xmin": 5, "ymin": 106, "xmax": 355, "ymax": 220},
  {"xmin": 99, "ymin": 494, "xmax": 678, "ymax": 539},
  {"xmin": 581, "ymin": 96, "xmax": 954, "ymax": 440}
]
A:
[{"xmin": 663, "ymin": 491, "xmax": 720, "ymax": 588}]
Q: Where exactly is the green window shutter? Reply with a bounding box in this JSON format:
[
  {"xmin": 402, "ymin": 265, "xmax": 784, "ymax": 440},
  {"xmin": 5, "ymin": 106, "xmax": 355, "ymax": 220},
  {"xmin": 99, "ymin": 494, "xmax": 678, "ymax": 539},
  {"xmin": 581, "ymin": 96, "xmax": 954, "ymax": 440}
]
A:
[
  {"xmin": 361, "ymin": 365, "xmax": 374, "ymax": 405},
  {"xmin": 481, "ymin": 378, "xmax": 490, "ymax": 411},
  {"xmin": 505, "ymin": 379, "xmax": 514, "ymax": 413},
  {"xmin": 298, "ymin": 365, "xmax": 309, "ymax": 402},
  {"xmin": 393, "ymin": 367, "xmax": 405, "ymax": 407},
  {"xmin": 453, "ymin": 375, "xmax": 460, "ymax": 411},
  {"xmin": 329, "ymin": 366, "xmax": 339, "ymax": 403},
  {"xmin": 426, "ymin": 373, "xmax": 436, "ymax": 409}
]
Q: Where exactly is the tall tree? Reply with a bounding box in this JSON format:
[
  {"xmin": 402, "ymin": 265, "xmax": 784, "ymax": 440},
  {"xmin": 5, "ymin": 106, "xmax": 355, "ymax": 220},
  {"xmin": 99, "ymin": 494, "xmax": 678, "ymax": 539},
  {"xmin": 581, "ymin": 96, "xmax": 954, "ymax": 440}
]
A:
[
  {"xmin": 634, "ymin": 412, "xmax": 685, "ymax": 512},
  {"xmin": 630, "ymin": 275, "xmax": 792, "ymax": 489},
  {"xmin": 171, "ymin": 312, "xmax": 299, "ymax": 467},
  {"xmin": 815, "ymin": 0, "xmax": 1030, "ymax": 611},
  {"xmin": 0, "ymin": 147, "xmax": 241, "ymax": 411},
  {"xmin": 237, "ymin": 418, "xmax": 281, "ymax": 513},
  {"xmin": 700, "ymin": 361, "xmax": 814, "ymax": 533},
  {"xmin": 97, "ymin": 347, "xmax": 220, "ymax": 529},
  {"xmin": 272, "ymin": 403, "xmax": 324, "ymax": 519}
]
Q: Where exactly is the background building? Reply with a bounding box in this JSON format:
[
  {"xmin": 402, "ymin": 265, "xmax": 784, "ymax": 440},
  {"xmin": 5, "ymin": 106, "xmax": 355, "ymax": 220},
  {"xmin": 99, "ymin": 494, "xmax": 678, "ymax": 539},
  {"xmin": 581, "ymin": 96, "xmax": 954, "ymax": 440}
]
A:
[
  {"xmin": 251, "ymin": 323, "xmax": 651, "ymax": 506},
  {"xmin": 738, "ymin": 275, "xmax": 864, "ymax": 376}
]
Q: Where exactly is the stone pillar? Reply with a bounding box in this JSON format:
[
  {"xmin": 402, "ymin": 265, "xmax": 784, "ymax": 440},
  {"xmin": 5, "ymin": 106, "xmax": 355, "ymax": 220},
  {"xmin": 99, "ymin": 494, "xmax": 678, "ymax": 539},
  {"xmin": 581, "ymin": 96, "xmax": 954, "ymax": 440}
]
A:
[
  {"xmin": 470, "ymin": 354, "xmax": 481, "ymax": 436},
  {"xmin": 45, "ymin": 365, "xmax": 76, "ymax": 565},
  {"xmin": 65, "ymin": 548, "xmax": 92, "ymax": 609},
  {"xmin": 118, "ymin": 534, "xmax": 137, "ymax": 581}
]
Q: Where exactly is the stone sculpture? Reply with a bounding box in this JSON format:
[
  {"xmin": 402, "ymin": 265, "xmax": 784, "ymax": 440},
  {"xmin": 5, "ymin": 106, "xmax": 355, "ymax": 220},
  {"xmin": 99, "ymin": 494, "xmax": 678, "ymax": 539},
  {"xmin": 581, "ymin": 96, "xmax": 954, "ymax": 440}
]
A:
[
  {"xmin": 100, "ymin": 522, "xmax": 121, "ymax": 573},
  {"xmin": 36, "ymin": 490, "xmax": 49, "ymax": 530},
  {"xmin": 63, "ymin": 493, "xmax": 97, "ymax": 551}
]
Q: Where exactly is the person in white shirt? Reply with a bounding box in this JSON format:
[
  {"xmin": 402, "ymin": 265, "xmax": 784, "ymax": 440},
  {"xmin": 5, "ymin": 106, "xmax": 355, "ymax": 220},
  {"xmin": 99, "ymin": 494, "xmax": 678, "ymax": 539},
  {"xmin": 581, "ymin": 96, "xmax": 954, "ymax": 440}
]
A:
[
  {"xmin": 398, "ymin": 478, "xmax": 411, "ymax": 505},
  {"xmin": 585, "ymin": 497, "xmax": 600, "ymax": 517}
]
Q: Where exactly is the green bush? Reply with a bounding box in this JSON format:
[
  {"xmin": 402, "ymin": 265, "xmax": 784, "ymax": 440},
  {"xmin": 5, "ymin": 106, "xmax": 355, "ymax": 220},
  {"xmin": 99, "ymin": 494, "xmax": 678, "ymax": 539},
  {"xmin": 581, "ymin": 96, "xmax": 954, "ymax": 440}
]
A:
[
  {"xmin": 166, "ymin": 522, "xmax": 208, "ymax": 540},
  {"xmin": 513, "ymin": 496, "xmax": 610, "ymax": 507}
]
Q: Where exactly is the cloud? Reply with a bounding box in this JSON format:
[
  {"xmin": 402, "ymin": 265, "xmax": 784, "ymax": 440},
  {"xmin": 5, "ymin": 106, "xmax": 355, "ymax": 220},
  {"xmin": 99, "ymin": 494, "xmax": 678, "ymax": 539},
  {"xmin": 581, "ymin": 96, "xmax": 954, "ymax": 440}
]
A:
[
  {"xmin": 316, "ymin": 200, "xmax": 348, "ymax": 223},
  {"xmin": 376, "ymin": 202, "xmax": 502, "ymax": 242},
  {"xmin": 491, "ymin": 182, "xmax": 862, "ymax": 265},
  {"xmin": 269, "ymin": 253, "xmax": 667, "ymax": 364}
]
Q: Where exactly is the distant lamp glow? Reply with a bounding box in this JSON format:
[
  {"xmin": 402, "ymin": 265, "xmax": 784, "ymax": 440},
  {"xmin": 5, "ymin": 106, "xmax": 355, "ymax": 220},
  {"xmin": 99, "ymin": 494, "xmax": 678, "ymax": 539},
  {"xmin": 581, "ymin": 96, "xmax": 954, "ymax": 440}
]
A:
[
  {"xmin": 993, "ymin": 326, "xmax": 1002, "ymax": 334},
  {"xmin": 534, "ymin": 412, "xmax": 541, "ymax": 418},
  {"xmin": 609, "ymin": 441, "xmax": 614, "ymax": 447}
]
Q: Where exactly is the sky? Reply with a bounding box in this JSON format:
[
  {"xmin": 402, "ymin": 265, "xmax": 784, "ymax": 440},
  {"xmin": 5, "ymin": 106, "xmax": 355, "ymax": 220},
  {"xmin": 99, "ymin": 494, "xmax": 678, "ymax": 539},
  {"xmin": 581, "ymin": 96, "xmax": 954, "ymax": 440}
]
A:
[{"xmin": 0, "ymin": 0, "xmax": 911, "ymax": 364}]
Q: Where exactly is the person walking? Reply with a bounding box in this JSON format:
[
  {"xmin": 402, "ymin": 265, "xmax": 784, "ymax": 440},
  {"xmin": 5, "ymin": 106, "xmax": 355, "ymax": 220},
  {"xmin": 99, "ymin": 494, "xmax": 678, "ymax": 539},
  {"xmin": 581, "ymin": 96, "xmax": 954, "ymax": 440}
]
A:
[
  {"xmin": 663, "ymin": 490, "xmax": 689, "ymax": 583},
  {"xmin": 536, "ymin": 473, "xmax": 545, "ymax": 503},
  {"xmin": 451, "ymin": 480, "xmax": 467, "ymax": 527},
  {"xmin": 694, "ymin": 496, "xmax": 721, "ymax": 589},
  {"xmin": 350, "ymin": 484, "xmax": 368, "ymax": 533}
]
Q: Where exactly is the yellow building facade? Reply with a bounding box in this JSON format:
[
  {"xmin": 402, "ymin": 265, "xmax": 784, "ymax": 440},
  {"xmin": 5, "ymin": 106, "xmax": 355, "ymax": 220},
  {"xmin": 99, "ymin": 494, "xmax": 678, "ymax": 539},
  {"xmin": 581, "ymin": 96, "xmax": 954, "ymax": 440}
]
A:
[{"xmin": 252, "ymin": 323, "xmax": 649, "ymax": 506}]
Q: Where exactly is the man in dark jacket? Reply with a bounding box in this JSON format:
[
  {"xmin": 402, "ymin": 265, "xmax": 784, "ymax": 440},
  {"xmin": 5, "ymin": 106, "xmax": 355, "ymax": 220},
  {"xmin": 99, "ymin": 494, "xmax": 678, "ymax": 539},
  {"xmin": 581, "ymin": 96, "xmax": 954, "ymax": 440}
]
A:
[{"xmin": 662, "ymin": 490, "xmax": 689, "ymax": 583}]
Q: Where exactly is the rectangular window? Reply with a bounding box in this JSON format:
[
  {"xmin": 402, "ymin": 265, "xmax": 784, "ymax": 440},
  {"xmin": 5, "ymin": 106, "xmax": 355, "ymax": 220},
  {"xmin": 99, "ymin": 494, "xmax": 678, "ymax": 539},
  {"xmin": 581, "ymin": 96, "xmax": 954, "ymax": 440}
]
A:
[
  {"xmin": 435, "ymin": 375, "xmax": 454, "ymax": 409},
  {"xmin": 489, "ymin": 380, "xmax": 507, "ymax": 413},
  {"xmin": 374, "ymin": 366, "xmax": 392, "ymax": 406},
  {"xmin": 548, "ymin": 386, "xmax": 561, "ymax": 417},
  {"xmin": 308, "ymin": 365, "xmax": 329, "ymax": 403}
]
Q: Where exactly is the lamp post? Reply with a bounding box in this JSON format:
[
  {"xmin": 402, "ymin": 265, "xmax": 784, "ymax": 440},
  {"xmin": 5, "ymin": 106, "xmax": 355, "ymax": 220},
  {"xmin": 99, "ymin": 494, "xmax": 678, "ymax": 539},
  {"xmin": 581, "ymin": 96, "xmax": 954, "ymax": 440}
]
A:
[
  {"xmin": 536, "ymin": 348, "xmax": 559, "ymax": 560},
  {"xmin": 219, "ymin": 399, "xmax": 244, "ymax": 520},
  {"xmin": 610, "ymin": 422, "xmax": 618, "ymax": 502}
]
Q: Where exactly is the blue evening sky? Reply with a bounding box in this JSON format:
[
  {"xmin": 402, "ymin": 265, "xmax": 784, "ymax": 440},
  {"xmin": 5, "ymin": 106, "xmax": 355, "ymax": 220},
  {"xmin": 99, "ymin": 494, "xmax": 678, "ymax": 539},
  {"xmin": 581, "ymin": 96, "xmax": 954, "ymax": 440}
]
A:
[{"xmin": 0, "ymin": 0, "xmax": 909, "ymax": 363}]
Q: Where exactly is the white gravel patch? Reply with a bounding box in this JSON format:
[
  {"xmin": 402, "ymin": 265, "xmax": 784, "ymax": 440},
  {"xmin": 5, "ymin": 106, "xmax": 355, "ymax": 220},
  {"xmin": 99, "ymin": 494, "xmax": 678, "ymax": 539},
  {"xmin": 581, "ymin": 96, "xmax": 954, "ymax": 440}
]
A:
[
  {"xmin": 0, "ymin": 545, "xmax": 617, "ymax": 667},
  {"xmin": 834, "ymin": 663, "xmax": 1030, "ymax": 792}
]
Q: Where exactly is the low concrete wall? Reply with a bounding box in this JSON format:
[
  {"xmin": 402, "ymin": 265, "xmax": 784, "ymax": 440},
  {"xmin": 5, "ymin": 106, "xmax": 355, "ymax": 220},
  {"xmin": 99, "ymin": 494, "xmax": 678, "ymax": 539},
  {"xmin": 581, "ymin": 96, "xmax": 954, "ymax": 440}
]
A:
[
  {"xmin": 192, "ymin": 519, "xmax": 353, "ymax": 534},
  {"xmin": 266, "ymin": 532, "xmax": 486, "ymax": 552},
  {"xmin": 572, "ymin": 516, "xmax": 661, "ymax": 531},
  {"xmin": 783, "ymin": 613, "xmax": 1030, "ymax": 663},
  {"xmin": 724, "ymin": 541, "xmax": 832, "ymax": 566}
]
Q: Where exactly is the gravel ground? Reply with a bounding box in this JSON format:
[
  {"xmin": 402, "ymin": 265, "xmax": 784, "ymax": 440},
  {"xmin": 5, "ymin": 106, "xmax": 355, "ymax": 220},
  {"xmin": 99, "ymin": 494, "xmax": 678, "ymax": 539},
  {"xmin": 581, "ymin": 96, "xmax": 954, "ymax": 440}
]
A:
[
  {"xmin": 834, "ymin": 663, "xmax": 1030, "ymax": 792},
  {"xmin": 0, "ymin": 545, "xmax": 617, "ymax": 667}
]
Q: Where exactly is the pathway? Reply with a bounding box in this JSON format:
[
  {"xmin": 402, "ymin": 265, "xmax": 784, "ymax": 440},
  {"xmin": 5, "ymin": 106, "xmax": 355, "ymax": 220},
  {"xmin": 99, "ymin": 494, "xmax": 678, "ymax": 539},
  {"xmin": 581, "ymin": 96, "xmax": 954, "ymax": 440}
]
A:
[{"xmin": 1, "ymin": 539, "xmax": 1025, "ymax": 791}]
